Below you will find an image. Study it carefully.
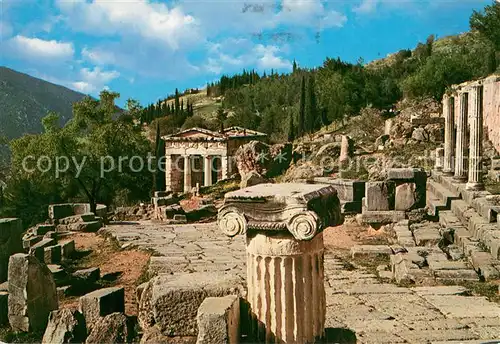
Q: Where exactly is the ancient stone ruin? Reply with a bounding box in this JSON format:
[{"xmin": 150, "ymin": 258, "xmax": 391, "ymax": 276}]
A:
[
  {"xmin": 218, "ymin": 183, "xmax": 343, "ymax": 342},
  {"xmin": 162, "ymin": 126, "xmax": 267, "ymax": 193}
]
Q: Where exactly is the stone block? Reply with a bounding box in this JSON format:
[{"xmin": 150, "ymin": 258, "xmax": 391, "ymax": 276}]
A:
[
  {"xmin": 351, "ymin": 245, "xmax": 392, "ymax": 258},
  {"xmin": 48, "ymin": 264, "xmax": 67, "ymax": 281},
  {"xmin": 42, "ymin": 309, "xmax": 87, "ymax": 344},
  {"xmin": 196, "ymin": 295, "xmax": 240, "ymax": 344},
  {"xmin": 49, "ymin": 204, "xmax": 74, "ymax": 221},
  {"xmin": 365, "ymin": 182, "xmax": 395, "ymax": 211},
  {"xmin": 80, "ymin": 213, "xmax": 95, "ymax": 222},
  {"xmin": 0, "ymin": 292, "xmax": 7, "ymax": 325},
  {"xmin": 313, "ymin": 178, "xmax": 365, "ymax": 202},
  {"xmin": 472, "ymin": 197, "xmax": 500, "ymax": 223},
  {"xmin": 79, "ymin": 287, "xmax": 125, "ymax": 326},
  {"xmin": 8, "ymin": 253, "xmax": 58, "ymax": 332},
  {"xmin": 395, "ymin": 182, "xmax": 418, "ymax": 211},
  {"xmin": 428, "ymin": 261, "xmax": 469, "ymax": 271},
  {"xmin": 0, "ymin": 218, "xmax": 23, "ymax": 282},
  {"xmin": 413, "ymin": 227, "xmax": 441, "ymax": 247},
  {"xmin": 85, "ymin": 312, "xmax": 132, "ymax": 344},
  {"xmin": 60, "ymin": 240, "xmax": 75, "ymax": 258},
  {"xmin": 73, "ymin": 267, "xmax": 100, "ymax": 284},
  {"xmin": 23, "ymin": 235, "xmax": 43, "ymax": 250},
  {"xmin": 387, "ymin": 168, "xmax": 427, "ymax": 182},
  {"xmin": 138, "ymin": 272, "xmax": 245, "ymax": 337},
  {"xmin": 36, "ymin": 224, "xmax": 56, "ymax": 236},
  {"xmin": 356, "ymin": 211, "xmax": 406, "ymax": 225},
  {"xmin": 44, "ymin": 245, "xmax": 62, "ymax": 264},
  {"xmin": 433, "ymin": 269, "xmax": 479, "ymax": 281},
  {"xmin": 172, "ymin": 214, "xmax": 188, "ymax": 224}
]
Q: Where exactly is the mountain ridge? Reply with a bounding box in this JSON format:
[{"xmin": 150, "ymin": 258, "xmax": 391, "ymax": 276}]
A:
[{"xmin": 0, "ymin": 66, "xmax": 87, "ymax": 141}]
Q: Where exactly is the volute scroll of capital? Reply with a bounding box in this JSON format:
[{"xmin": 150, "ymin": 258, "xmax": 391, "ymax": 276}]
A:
[
  {"xmin": 217, "ymin": 206, "xmax": 248, "ymax": 237},
  {"xmin": 287, "ymin": 210, "xmax": 320, "ymax": 241}
]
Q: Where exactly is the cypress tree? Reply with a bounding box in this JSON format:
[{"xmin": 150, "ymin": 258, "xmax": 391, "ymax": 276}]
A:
[
  {"xmin": 174, "ymin": 88, "xmax": 180, "ymax": 114},
  {"xmin": 298, "ymin": 76, "xmax": 306, "ymax": 137},
  {"xmin": 293, "ymin": 59, "xmax": 297, "ymax": 73},
  {"xmin": 305, "ymin": 75, "xmax": 319, "ymax": 132},
  {"xmin": 288, "ymin": 113, "xmax": 296, "ymax": 142}
]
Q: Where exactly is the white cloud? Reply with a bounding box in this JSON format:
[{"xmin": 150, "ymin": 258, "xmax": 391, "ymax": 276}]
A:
[
  {"xmin": 206, "ymin": 39, "xmax": 291, "ymax": 75},
  {"xmin": 72, "ymin": 67, "xmax": 120, "ymax": 93},
  {"xmin": 56, "ymin": 0, "xmax": 200, "ymax": 50},
  {"xmin": 278, "ymin": 0, "xmax": 347, "ymax": 28},
  {"xmin": 4, "ymin": 36, "xmax": 74, "ymax": 62},
  {"xmin": 254, "ymin": 45, "xmax": 292, "ymax": 70}
]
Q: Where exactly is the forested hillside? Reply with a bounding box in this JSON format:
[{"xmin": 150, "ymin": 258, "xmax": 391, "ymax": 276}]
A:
[{"xmin": 140, "ymin": 2, "xmax": 499, "ymax": 144}]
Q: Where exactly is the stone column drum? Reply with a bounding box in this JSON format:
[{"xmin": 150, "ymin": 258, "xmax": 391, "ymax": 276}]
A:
[
  {"xmin": 466, "ymin": 85, "xmax": 485, "ymax": 191},
  {"xmin": 218, "ymin": 183, "xmax": 342, "ymax": 343},
  {"xmin": 443, "ymin": 95, "xmax": 455, "ymax": 175},
  {"xmin": 454, "ymin": 92, "xmax": 468, "ymax": 182}
]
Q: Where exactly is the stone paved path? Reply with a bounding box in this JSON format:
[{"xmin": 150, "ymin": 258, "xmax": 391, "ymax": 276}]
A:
[{"xmin": 104, "ymin": 221, "xmax": 500, "ymax": 344}]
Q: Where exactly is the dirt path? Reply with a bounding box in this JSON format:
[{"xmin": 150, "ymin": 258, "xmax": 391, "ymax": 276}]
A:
[{"xmin": 61, "ymin": 232, "xmax": 150, "ymax": 315}]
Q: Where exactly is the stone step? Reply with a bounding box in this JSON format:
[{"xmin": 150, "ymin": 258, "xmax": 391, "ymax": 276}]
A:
[
  {"xmin": 426, "ymin": 191, "xmax": 448, "ymax": 217},
  {"xmin": 450, "ymin": 199, "xmax": 474, "ymax": 224},
  {"xmin": 438, "ymin": 211, "xmax": 462, "ymax": 228},
  {"xmin": 427, "ymin": 180, "xmax": 460, "ymax": 208}
]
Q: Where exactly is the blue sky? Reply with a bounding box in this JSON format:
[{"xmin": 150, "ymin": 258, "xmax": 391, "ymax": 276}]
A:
[{"xmin": 0, "ymin": 0, "xmax": 492, "ymax": 107}]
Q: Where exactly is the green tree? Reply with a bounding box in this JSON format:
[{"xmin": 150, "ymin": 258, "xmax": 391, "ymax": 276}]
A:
[
  {"xmin": 8, "ymin": 90, "xmax": 152, "ymax": 219},
  {"xmin": 298, "ymin": 76, "xmax": 306, "ymax": 137},
  {"xmin": 288, "ymin": 112, "xmax": 296, "ymax": 142},
  {"xmin": 305, "ymin": 75, "xmax": 319, "ymax": 132},
  {"xmin": 174, "ymin": 88, "xmax": 180, "ymax": 114},
  {"xmin": 470, "ymin": 1, "xmax": 500, "ymax": 49}
]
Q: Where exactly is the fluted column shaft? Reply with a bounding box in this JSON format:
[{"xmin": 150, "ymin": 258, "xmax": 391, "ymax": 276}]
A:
[
  {"xmin": 443, "ymin": 95, "xmax": 455, "ymax": 175},
  {"xmin": 183, "ymin": 155, "xmax": 192, "ymax": 193},
  {"xmin": 466, "ymin": 85, "xmax": 485, "ymax": 191},
  {"xmin": 454, "ymin": 92, "xmax": 468, "ymax": 181},
  {"xmin": 165, "ymin": 155, "xmax": 172, "ymax": 192},
  {"xmin": 203, "ymin": 155, "xmax": 212, "ymax": 187},
  {"xmin": 246, "ymin": 232, "xmax": 325, "ymax": 344}
]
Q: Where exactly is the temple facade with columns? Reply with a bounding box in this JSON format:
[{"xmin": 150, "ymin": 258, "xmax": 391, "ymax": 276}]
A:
[
  {"xmin": 162, "ymin": 127, "xmax": 267, "ymax": 193},
  {"xmin": 439, "ymin": 75, "xmax": 500, "ymax": 191}
]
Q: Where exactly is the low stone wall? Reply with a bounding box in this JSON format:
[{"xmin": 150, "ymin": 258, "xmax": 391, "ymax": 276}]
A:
[{"xmin": 48, "ymin": 203, "xmax": 108, "ymax": 222}]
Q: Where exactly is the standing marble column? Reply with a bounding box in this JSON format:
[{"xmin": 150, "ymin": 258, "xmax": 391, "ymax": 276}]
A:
[
  {"xmin": 203, "ymin": 155, "xmax": 212, "ymax": 187},
  {"xmin": 435, "ymin": 148, "xmax": 444, "ymax": 171},
  {"xmin": 221, "ymin": 155, "xmax": 229, "ymax": 180},
  {"xmin": 454, "ymin": 92, "xmax": 468, "ymax": 182},
  {"xmin": 246, "ymin": 232, "xmax": 325, "ymax": 343},
  {"xmin": 183, "ymin": 155, "xmax": 192, "ymax": 193},
  {"xmin": 443, "ymin": 95, "xmax": 455, "ymax": 175},
  {"xmin": 165, "ymin": 155, "xmax": 172, "ymax": 192},
  {"xmin": 466, "ymin": 85, "xmax": 485, "ymax": 191}
]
